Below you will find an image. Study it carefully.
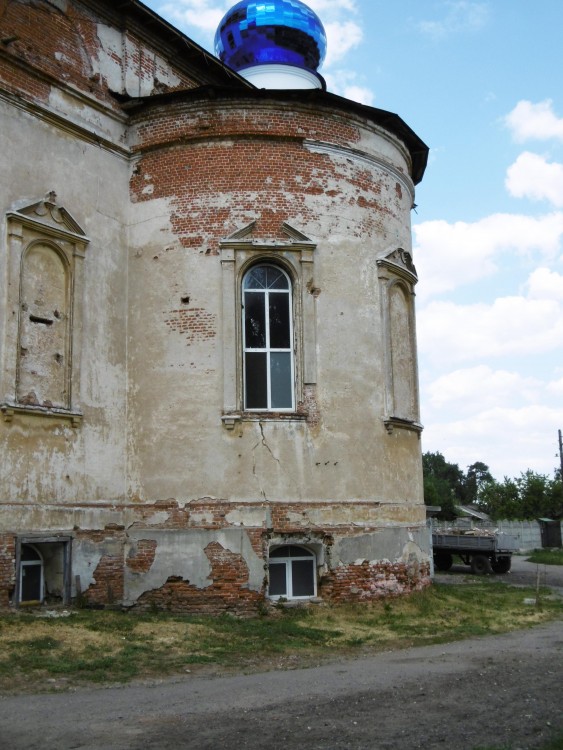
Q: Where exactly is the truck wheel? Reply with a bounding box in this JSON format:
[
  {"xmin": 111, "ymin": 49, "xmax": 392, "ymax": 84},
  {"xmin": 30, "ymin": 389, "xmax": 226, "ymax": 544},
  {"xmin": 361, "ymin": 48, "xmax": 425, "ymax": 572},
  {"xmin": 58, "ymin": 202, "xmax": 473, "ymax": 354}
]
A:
[
  {"xmin": 491, "ymin": 556, "xmax": 511, "ymax": 574},
  {"xmin": 433, "ymin": 552, "xmax": 453, "ymax": 571},
  {"xmin": 470, "ymin": 554, "xmax": 492, "ymax": 575}
]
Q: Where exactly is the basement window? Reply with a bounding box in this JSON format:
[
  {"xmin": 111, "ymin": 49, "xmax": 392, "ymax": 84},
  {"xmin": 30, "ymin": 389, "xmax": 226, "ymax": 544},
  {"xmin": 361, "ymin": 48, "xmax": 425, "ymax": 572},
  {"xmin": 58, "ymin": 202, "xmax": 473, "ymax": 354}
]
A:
[
  {"xmin": 268, "ymin": 545, "xmax": 316, "ymax": 599},
  {"xmin": 15, "ymin": 536, "xmax": 72, "ymax": 606},
  {"xmin": 20, "ymin": 545, "xmax": 44, "ymax": 604}
]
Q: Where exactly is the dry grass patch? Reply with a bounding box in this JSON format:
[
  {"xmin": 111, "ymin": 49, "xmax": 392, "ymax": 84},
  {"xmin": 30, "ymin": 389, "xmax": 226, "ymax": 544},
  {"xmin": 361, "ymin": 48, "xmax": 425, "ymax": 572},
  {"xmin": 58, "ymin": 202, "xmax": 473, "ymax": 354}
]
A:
[{"xmin": 0, "ymin": 581, "xmax": 561, "ymax": 694}]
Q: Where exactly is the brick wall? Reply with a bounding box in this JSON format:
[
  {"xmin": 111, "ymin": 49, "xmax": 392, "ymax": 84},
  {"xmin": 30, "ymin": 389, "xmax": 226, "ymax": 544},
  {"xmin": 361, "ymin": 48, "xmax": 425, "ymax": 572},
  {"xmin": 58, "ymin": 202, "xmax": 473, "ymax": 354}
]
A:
[
  {"xmin": 0, "ymin": 534, "xmax": 15, "ymax": 609},
  {"xmin": 0, "ymin": 0, "xmax": 201, "ymax": 114},
  {"xmin": 132, "ymin": 541, "xmax": 264, "ymax": 616},
  {"xmin": 129, "ymin": 97, "xmax": 407, "ymax": 250},
  {"xmin": 0, "ymin": 501, "xmax": 430, "ymax": 612},
  {"xmin": 321, "ymin": 560, "xmax": 431, "ymax": 603}
]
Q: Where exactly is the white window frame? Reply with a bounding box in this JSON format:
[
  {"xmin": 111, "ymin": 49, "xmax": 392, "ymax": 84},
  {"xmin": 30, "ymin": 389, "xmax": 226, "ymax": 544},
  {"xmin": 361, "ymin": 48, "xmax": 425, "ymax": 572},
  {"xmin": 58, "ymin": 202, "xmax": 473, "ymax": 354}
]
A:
[
  {"xmin": 220, "ymin": 222, "xmax": 317, "ymax": 429},
  {"xmin": 242, "ymin": 264, "xmax": 295, "ymax": 412},
  {"xmin": 268, "ymin": 545, "xmax": 317, "ymax": 600}
]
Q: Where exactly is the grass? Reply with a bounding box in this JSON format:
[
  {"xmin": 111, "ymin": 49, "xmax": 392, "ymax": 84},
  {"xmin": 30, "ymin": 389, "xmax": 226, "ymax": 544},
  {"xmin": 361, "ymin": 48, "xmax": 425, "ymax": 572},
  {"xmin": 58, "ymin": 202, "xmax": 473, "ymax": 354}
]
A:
[
  {"xmin": 0, "ymin": 579, "xmax": 561, "ymax": 694},
  {"xmin": 526, "ymin": 548, "xmax": 563, "ymax": 566}
]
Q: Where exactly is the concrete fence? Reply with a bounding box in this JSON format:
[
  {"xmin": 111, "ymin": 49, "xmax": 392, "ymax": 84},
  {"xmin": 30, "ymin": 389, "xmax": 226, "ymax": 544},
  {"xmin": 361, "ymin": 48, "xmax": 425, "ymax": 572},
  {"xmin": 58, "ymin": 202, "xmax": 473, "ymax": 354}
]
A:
[{"xmin": 431, "ymin": 518, "xmax": 562, "ymax": 551}]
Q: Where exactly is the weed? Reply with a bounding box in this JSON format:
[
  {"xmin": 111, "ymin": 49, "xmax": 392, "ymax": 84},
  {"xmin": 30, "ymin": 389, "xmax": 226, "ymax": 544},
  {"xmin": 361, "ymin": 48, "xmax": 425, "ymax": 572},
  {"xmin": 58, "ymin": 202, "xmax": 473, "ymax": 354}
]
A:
[{"xmin": 526, "ymin": 549, "xmax": 563, "ymax": 566}]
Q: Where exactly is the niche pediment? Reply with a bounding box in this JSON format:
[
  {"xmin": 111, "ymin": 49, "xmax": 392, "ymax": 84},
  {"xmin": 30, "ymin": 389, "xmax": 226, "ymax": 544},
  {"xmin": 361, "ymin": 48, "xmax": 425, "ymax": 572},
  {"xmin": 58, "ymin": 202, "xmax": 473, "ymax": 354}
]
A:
[
  {"xmin": 10, "ymin": 192, "xmax": 87, "ymax": 239},
  {"xmin": 221, "ymin": 221, "xmax": 315, "ymax": 250},
  {"xmin": 377, "ymin": 247, "xmax": 417, "ymax": 284}
]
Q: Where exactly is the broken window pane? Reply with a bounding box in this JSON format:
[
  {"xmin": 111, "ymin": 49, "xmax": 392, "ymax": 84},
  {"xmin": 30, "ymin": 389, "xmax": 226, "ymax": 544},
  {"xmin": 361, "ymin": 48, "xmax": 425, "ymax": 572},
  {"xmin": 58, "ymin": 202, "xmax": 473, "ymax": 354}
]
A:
[{"xmin": 244, "ymin": 292, "xmax": 266, "ymax": 348}]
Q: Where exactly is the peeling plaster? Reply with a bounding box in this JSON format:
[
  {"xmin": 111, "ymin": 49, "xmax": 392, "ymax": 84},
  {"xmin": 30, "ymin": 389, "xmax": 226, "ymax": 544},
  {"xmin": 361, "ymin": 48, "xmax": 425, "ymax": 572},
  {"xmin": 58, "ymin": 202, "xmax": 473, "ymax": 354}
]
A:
[
  {"xmin": 334, "ymin": 527, "xmax": 428, "ymax": 566},
  {"xmin": 123, "ymin": 528, "xmax": 264, "ymax": 604}
]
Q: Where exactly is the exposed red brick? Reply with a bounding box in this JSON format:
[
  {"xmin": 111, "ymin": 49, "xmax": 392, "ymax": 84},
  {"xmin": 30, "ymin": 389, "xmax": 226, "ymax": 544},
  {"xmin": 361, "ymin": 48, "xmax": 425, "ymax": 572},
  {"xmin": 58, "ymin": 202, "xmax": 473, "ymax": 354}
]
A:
[
  {"xmin": 126, "ymin": 539, "xmax": 157, "ymax": 573},
  {"xmin": 132, "ymin": 541, "xmax": 264, "ymax": 616},
  {"xmin": 0, "ymin": 534, "xmax": 16, "ymax": 609}
]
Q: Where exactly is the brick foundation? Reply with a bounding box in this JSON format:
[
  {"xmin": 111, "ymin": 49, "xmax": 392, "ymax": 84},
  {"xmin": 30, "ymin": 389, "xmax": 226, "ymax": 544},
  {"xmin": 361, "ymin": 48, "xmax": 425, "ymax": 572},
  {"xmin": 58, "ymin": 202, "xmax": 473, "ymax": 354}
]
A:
[
  {"xmin": 132, "ymin": 541, "xmax": 264, "ymax": 616},
  {"xmin": 321, "ymin": 560, "xmax": 431, "ymax": 603},
  {"xmin": 0, "ymin": 534, "xmax": 16, "ymax": 609},
  {"xmin": 0, "ymin": 501, "xmax": 431, "ymax": 613}
]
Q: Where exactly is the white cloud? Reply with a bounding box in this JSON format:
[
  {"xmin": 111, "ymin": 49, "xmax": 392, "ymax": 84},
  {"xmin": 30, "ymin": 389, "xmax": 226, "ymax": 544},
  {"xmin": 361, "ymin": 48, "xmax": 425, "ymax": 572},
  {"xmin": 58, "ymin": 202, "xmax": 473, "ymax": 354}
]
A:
[
  {"xmin": 527, "ymin": 267, "xmax": 563, "ymax": 300},
  {"xmin": 505, "ymin": 99, "xmax": 563, "ymax": 143},
  {"xmin": 506, "ymin": 152, "xmax": 563, "ymax": 208},
  {"xmin": 425, "ymin": 366, "xmax": 541, "ymax": 412},
  {"xmin": 158, "ymin": 1, "xmax": 227, "ymax": 36},
  {"xmin": 422, "ymin": 404, "xmax": 563, "ymax": 478},
  {"xmin": 417, "ymin": 284, "xmax": 563, "ymax": 365},
  {"xmin": 418, "ymin": 1, "xmax": 489, "ymax": 37},
  {"xmin": 547, "ymin": 377, "xmax": 563, "ymax": 396},
  {"xmin": 324, "ymin": 70, "xmax": 374, "ymax": 105},
  {"xmin": 306, "ymin": 0, "xmax": 358, "ymax": 14},
  {"xmin": 322, "ymin": 21, "xmax": 363, "ymax": 67},
  {"xmin": 414, "ymin": 212, "xmax": 563, "ymax": 299}
]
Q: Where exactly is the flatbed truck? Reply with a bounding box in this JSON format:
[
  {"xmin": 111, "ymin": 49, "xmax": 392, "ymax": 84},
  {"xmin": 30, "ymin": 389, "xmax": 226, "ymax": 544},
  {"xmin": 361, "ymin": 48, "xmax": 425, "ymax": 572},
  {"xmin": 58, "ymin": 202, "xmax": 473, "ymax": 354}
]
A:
[{"xmin": 432, "ymin": 531, "xmax": 519, "ymax": 574}]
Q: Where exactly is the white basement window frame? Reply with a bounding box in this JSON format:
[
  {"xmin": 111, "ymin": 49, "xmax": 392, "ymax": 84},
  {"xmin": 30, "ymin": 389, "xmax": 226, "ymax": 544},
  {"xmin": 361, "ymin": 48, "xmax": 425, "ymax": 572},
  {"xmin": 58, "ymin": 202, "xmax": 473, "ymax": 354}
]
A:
[{"xmin": 268, "ymin": 544, "xmax": 317, "ymax": 600}]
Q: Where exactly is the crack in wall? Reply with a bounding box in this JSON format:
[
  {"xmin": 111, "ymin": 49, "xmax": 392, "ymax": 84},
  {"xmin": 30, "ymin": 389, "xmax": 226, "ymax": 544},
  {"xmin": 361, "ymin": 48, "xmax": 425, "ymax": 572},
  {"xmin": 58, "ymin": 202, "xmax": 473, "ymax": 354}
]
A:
[{"xmin": 251, "ymin": 422, "xmax": 281, "ymax": 502}]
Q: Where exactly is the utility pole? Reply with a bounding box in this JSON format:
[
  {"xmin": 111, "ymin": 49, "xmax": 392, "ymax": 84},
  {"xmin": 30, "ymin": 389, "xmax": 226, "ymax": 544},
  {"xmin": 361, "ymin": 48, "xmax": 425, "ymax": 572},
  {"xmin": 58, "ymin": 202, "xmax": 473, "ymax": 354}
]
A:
[{"xmin": 559, "ymin": 429, "xmax": 563, "ymax": 480}]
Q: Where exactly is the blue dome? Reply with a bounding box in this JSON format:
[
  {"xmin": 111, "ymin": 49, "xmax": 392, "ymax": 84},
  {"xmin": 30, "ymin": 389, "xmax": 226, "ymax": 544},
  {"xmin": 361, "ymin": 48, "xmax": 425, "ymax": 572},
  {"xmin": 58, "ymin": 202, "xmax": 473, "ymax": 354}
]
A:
[{"xmin": 214, "ymin": 0, "xmax": 327, "ymax": 73}]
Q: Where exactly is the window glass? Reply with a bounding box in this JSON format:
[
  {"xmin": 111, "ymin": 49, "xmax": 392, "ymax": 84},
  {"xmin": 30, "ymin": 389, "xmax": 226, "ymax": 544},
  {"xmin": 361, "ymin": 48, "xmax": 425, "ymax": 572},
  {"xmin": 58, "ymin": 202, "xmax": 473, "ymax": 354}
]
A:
[
  {"xmin": 291, "ymin": 559, "xmax": 315, "ymax": 597},
  {"xmin": 244, "ymin": 292, "xmax": 266, "ymax": 348},
  {"xmin": 268, "ymin": 293, "xmax": 290, "ymax": 348},
  {"xmin": 268, "ymin": 563, "xmax": 287, "ymax": 596},
  {"xmin": 245, "ymin": 352, "xmax": 268, "ymax": 409},
  {"xmin": 21, "ymin": 544, "xmax": 42, "ymax": 562},
  {"xmin": 270, "ymin": 352, "xmax": 292, "ymax": 409}
]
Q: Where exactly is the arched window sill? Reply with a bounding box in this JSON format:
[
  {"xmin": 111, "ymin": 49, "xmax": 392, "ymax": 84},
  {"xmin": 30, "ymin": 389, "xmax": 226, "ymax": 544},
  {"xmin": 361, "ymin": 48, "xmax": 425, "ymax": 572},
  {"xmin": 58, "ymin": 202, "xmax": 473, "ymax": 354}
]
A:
[
  {"xmin": 1, "ymin": 403, "xmax": 83, "ymax": 427},
  {"xmin": 383, "ymin": 417, "xmax": 423, "ymax": 436}
]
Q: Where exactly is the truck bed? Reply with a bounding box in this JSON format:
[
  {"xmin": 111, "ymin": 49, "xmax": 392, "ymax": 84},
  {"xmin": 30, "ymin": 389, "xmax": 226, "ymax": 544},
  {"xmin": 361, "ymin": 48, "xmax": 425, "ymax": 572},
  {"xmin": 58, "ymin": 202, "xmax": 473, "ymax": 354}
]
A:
[{"xmin": 432, "ymin": 532, "xmax": 518, "ymax": 554}]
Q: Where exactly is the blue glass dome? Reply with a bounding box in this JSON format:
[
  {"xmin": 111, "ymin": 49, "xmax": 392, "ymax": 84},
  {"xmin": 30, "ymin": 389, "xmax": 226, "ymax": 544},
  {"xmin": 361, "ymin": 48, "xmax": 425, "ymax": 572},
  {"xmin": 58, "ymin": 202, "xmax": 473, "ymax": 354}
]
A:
[{"xmin": 214, "ymin": 0, "xmax": 327, "ymax": 73}]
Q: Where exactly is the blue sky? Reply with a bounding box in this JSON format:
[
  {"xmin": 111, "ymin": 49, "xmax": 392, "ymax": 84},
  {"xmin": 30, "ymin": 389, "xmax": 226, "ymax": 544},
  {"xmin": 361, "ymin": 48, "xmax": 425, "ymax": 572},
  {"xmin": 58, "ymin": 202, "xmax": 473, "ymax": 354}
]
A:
[{"xmin": 143, "ymin": 0, "xmax": 563, "ymax": 480}]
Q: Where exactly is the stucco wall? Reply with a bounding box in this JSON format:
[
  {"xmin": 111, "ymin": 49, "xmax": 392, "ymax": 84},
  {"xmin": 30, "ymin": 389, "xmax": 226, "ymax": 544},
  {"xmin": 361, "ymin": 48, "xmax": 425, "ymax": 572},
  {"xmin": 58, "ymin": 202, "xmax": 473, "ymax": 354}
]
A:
[{"xmin": 0, "ymin": 0, "xmax": 430, "ymax": 612}]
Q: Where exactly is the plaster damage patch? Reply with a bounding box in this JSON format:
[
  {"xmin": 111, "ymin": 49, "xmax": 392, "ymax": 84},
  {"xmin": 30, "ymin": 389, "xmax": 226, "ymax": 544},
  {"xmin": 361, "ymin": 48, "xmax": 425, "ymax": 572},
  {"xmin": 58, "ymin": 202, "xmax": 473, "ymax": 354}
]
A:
[{"xmin": 123, "ymin": 528, "xmax": 264, "ymax": 604}]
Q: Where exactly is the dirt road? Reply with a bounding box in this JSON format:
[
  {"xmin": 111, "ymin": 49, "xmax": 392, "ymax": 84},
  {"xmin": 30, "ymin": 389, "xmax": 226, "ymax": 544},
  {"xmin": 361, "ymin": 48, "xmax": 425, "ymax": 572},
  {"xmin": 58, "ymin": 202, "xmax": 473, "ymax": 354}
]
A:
[
  {"xmin": 0, "ymin": 617, "xmax": 562, "ymax": 750},
  {"xmin": 1, "ymin": 558, "xmax": 562, "ymax": 750}
]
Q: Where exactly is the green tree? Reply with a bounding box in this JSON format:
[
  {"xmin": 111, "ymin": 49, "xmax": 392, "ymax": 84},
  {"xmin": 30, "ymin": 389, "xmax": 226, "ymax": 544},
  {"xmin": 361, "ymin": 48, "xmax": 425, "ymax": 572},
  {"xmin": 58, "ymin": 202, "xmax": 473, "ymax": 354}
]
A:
[
  {"xmin": 422, "ymin": 452, "xmax": 465, "ymax": 519},
  {"xmin": 479, "ymin": 477, "xmax": 520, "ymax": 520},
  {"xmin": 479, "ymin": 471, "xmax": 563, "ymax": 520},
  {"xmin": 464, "ymin": 461, "xmax": 493, "ymax": 506}
]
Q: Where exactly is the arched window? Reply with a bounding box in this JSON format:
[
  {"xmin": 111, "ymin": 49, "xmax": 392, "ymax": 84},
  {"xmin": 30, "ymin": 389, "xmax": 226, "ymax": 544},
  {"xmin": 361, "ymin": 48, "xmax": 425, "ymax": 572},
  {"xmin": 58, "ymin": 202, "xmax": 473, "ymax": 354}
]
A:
[
  {"xmin": 242, "ymin": 264, "xmax": 294, "ymax": 411},
  {"xmin": 268, "ymin": 545, "xmax": 316, "ymax": 599}
]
